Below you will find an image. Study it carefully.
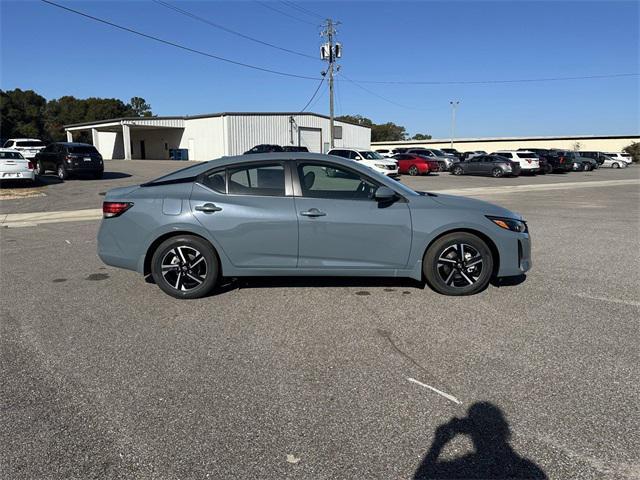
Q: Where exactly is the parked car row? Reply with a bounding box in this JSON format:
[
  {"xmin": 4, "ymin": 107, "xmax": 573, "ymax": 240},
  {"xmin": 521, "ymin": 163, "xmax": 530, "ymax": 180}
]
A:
[{"xmin": 0, "ymin": 139, "xmax": 104, "ymax": 183}]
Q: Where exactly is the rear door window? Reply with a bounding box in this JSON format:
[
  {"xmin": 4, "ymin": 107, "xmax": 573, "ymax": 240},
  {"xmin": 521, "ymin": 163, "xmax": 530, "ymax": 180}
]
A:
[{"xmin": 228, "ymin": 164, "xmax": 285, "ymax": 196}]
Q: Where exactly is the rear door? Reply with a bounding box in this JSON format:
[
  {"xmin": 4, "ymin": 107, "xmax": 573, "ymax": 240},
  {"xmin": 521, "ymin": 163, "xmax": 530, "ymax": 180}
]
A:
[
  {"xmin": 293, "ymin": 161, "xmax": 412, "ymax": 269},
  {"xmin": 190, "ymin": 161, "xmax": 299, "ymax": 268}
]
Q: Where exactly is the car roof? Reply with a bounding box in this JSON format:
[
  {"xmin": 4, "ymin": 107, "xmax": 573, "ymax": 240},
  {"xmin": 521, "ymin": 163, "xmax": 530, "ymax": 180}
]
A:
[
  {"xmin": 0, "ymin": 148, "xmax": 22, "ymax": 153},
  {"xmin": 6, "ymin": 138, "xmax": 42, "ymax": 141},
  {"xmin": 150, "ymin": 152, "xmax": 377, "ymax": 184},
  {"xmin": 53, "ymin": 142, "xmax": 95, "ymax": 146}
]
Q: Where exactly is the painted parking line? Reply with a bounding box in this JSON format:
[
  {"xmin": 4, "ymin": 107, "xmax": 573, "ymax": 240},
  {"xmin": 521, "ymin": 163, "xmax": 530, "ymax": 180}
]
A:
[
  {"xmin": 1, "ymin": 208, "xmax": 102, "ymax": 228},
  {"xmin": 432, "ymin": 179, "xmax": 639, "ymax": 196},
  {"xmin": 407, "ymin": 377, "xmax": 462, "ymax": 405}
]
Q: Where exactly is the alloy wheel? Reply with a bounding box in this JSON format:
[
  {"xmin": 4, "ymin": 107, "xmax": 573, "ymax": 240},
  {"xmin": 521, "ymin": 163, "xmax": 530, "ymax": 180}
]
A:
[
  {"xmin": 161, "ymin": 246, "xmax": 208, "ymax": 292},
  {"xmin": 436, "ymin": 243, "xmax": 484, "ymax": 288},
  {"xmin": 492, "ymin": 168, "xmax": 503, "ymax": 178},
  {"xmin": 409, "ymin": 165, "xmax": 419, "ymax": 176}
]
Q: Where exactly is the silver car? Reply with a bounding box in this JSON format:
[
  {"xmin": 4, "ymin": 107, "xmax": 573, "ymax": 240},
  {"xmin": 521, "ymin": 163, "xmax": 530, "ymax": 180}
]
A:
[{"xmin": 98, "ymin": 153, "xmax": 531, "ymax": 299}]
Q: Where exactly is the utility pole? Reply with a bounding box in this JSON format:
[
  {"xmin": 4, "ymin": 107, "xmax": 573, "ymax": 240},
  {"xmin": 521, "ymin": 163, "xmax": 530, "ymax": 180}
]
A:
[
  {"xmin": 449, "ymin": 100, "xmax": 460, "ymax": 148},
  {"xmin": 321, "ymin": 19, "xmax": 340, "ymax": 149}
]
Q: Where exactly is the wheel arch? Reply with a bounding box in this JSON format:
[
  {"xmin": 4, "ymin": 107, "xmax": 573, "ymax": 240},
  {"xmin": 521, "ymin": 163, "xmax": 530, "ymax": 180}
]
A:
[
  {"xmin": 143, "ymin": 230, "xmax": 221, "ymax": 277},
  {"xmin": 422, "ymin": 228, "xmax": 500, "ymax": 278}
]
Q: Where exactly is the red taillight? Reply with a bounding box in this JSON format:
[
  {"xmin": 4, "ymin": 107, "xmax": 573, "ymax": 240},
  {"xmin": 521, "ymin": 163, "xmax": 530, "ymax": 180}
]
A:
[
  {"xmin": 27, "ymin": 161, "xmax": 34, "ymax": 170},
  {"xmin": 103, "ymin": 202, "xmax": 133, "ymax": 218}
]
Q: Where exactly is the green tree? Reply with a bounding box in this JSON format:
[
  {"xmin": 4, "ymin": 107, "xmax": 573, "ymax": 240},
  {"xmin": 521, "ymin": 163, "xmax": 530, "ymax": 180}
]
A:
[
  {"xmin": 411, "ymin": 133, "xmax": 432, "ymax": 140},
  {"xmin": 336, "ymin": 114, "xmax": 373, "ymax": 127},
  {"xmin": 0, "ymin": 89, "xmax": 47, "ymax": 140},
  {"xmin": 623, "ymin": 142, "xmax": 639, "ymax": 163},
  {"xmin": 371, "ymin": 122, "xmax": 407, "ymax": 142},
  {"xmin": 128, "ymin": 97, "xmax": 153, "ymax": 117}
]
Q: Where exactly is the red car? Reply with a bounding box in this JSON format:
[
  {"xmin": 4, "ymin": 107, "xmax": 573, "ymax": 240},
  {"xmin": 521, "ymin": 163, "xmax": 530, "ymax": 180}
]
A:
[{"xmin": 393, "ymin": 153, "xmax": 439, "ymax": 175}]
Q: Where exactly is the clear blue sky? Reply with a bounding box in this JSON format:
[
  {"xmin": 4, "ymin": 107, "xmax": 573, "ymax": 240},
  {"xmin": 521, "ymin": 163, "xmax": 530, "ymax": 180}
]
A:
[{"xmin": 1, "ymin": 0, "xmax": 638, "ymax": 138}]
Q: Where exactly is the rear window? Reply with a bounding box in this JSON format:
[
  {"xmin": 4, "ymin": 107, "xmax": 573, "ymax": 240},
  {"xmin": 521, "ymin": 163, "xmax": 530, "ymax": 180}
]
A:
[
  {"xmin": 16, "ymin": 141, "xmax": 45, "ymax": 147},
  {"xmin": 0, "ymin": 151, "xmax": 24, "ymax": 159},
  {"xmin": 517, "ymin": 152, "xmax": 538, "ymax": 158},
  {"xmin": 68, "ymin": 146, "xmax": 99, "ymax": 154},
  {"xmin": 497, "ymin": 152, "xmax": 512, "ymax": 158}
]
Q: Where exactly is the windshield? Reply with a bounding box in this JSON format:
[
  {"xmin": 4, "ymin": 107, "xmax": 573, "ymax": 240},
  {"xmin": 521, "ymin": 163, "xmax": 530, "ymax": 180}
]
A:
[
  {"xmin": 0, "ymin": 151, "xmax": 25, "ymax": 159},
  {"xmin": 16, "ymin": 141, "xmax": 45, "ymax": 147},
  {"xmin": 428, "ymin": 149, "xmax": 446, "ymax": 156},
  {"xmin": 359, "ymin": 151, "xmax": 385, "ymax": 160}
]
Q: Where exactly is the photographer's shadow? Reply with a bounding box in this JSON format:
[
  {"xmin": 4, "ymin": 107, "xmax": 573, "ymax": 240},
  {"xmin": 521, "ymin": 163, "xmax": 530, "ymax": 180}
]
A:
[{"xmin": 414, "ymin": 402, "xmax": 547, "ymax": 479}]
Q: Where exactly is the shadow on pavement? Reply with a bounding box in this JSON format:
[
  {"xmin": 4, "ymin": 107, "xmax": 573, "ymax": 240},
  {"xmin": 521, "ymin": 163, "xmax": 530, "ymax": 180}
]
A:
[
  {"xmin": 414, "ymin": 402, "xmax": 547, "ymax": 479},
  {"xmin": 491, "ymin": 274, "xmax": 527, "ymax": 288}
]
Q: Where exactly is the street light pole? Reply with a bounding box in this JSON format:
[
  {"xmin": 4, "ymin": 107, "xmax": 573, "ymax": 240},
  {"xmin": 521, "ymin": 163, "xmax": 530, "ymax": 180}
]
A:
[{"xmin": 449, "ymin": 100, "xmax": 460, "ymax": 149}]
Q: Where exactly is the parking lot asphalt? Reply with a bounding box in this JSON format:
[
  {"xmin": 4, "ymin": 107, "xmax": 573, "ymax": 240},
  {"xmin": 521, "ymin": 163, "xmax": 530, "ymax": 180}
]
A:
[{"xmin": 1, "ymin": 162, "xmax": 639, "ymax": 479}]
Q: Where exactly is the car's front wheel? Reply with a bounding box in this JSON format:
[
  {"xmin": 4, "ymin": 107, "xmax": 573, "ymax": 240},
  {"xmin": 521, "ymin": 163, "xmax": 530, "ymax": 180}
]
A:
[
  {"xmin": 151, "ymin": 235, "xmax": 218, "ymax": 299},
  {"xmin": 612, "ymin": 162, "xmax": 620, "ymax": 169},
  {"xmin": 35, "ymin": 160, "xmax": 45, "ymax": 176},
  {"xmin": 452, "ymin": 165, "xmax": 464, "ymax": 176},
  {"xmin": 423, "ymin": 232, "xmax": 494, "ymax": 296}
]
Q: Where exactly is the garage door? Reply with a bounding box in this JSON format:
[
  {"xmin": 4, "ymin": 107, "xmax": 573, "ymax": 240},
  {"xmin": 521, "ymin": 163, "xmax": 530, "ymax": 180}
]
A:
[{"xmin": 298, "ymin": 128, "xmax": 322, "ymax": 153}]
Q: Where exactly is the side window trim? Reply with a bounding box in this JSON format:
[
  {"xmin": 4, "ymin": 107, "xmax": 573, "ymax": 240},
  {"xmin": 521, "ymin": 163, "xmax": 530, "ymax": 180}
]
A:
[{"xmin": 198, "ymin": 160, "xmax": 293, "ymax": 197}]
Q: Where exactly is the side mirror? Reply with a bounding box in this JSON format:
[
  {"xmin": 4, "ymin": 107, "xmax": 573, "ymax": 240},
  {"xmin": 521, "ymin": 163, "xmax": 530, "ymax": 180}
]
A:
[{"xmin": 375, "ymin": 186, "xmax": 397, "ymax": 202}]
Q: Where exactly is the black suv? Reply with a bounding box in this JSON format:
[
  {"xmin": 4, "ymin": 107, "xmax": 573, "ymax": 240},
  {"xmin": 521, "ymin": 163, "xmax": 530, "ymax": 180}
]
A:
[
  {"xmin": 244, "ymin": 144, "xmax": 284, "ymax": 154},
  {"xmin": 518, "ymin": 148, "xmax": 572, "ymax": 173},
  {"xmin": 35, "ymin": 142, "xmax": 104, "ymax": 180}
]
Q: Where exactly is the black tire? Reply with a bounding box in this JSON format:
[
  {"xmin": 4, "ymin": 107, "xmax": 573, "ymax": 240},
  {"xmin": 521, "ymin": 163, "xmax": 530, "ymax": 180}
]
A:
[
  {"xmin": 57, "ymin": 163, "xmax": 68, "ymax": 180},
  {"xmin": 612, "ymin": 162, "xmax": 620, "ymax": 169},
  {"xmin": 151, "ymin": 235, "xmax": 218, "ymax": 299},
  {"xmin": 491, "ymin": 167, "xmax": 504, "ymax": 178},
  {"xmin": 35, "ymin": 160, "xmax": 45, "ymax": 175},
  {"xmin": 423, "ymin": 232, "xmax": 494, "ymax": 296},
  {"xmin": 452, "ymin": 165, "xmax": 464, "ymax": 176},
  {"xmin": 544, "ymin": 163, "xmax": 553, "ymax": 174},
  {"xmin": 582, "ymin": 163, "xmax": 591, "ymax": 172},
  {"xmin": 408, "ymin": 165, "xmax": 419, "ymax": 176}
]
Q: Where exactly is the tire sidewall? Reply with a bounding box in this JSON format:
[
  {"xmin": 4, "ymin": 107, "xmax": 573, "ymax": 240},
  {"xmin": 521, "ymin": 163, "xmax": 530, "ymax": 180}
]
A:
[
  {"xmin": 36, "ymin": 160, "xmax": 44, "ymax": 175},
  {"xmin": 409, "ymin": 165, "xmax": 419, "ymax": 176},
  {"xmin": 492, "ymin": 168, "xmax": 503, "ymax": 178},
  {"xmin": 423, "ymin": 232, "xmax": 494, "ymax": 296},
  {"xmin": 57, "ymin": 163, "xmax": 67, "ymax": 180},
  {"xmin": 151, "ymin": 235, "xmax": 218, "ymax": 299},
  {"xmin": 453, "ymin": 166, "xmax": 463, "ymax": 175}
]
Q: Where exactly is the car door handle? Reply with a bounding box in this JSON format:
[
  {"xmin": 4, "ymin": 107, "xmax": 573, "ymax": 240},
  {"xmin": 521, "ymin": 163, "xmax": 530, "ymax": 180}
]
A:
[
  {"xmin": 195, "ymin": 203, "xmax": 222, "ymax": 213},
  {"xmin": 300, "ymin": 208, "xmax": 326, "ymax": 217}
]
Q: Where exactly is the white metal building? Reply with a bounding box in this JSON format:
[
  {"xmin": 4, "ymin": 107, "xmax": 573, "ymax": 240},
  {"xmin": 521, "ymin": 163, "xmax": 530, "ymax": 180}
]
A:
[{"xmin": 64, "ymin": 112, "xmax": 371, "ymax": 161}]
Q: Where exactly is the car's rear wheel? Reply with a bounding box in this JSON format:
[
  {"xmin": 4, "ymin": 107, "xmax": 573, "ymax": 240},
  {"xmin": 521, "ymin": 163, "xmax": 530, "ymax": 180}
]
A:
[
  {"xmin": 35, "ymin": 160, "xmax": 45, "ymax": 175},
  {"xmin": 544, "ymin": 164, "xmax": 553, "ymax": 174},
  {"xmin": 452, "ymin": 165, "xmax": 464, "ymax": 176},
  {"xmin": 57, "ymin": 164, "xmax": 68, "ymax": 180},
  {"xmin": 408, "ymin": 165, "xmax": 419, "ymax": 176},
  {"xmin": 583, "ymin": 164, "xmax": 591, "ymax": 172},
  {"xmin": 423, "ymin": 232, "xmax": 493, "ymax": 296},
  {"xmin": 491, "ymin": 167, "xmax": 503, "ymax": 178},
  {"xmin": 612, "ymin": 162, "xmax": 620, "ymax": 169},
  {"xmin": 151, "ymin": 235, "xmax": 218, "ymax": 299}
]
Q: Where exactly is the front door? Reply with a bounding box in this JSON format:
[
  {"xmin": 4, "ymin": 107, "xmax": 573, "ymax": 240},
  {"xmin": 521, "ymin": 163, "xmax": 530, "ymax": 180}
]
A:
[
  {"xmin": 294, "ymin": 161, "xmax": 412, "ymax": 269},
  {"xmin": 190, "ymin": 162, "xmax": 298, "ymax": 268}
]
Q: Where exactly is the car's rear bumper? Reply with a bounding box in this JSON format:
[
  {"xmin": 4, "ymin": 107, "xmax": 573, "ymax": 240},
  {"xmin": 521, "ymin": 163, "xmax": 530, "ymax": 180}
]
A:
[{"xmin": 0, "ymin": 170, "xmax": 35, "ymax": 181}]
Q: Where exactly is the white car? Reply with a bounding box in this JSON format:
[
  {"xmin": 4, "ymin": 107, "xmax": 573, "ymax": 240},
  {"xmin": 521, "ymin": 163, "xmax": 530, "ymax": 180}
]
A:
[
  {"xmin": 492, "ymin": 150, "xmax": 540, "ymax": 173},
  {"xmin": 374, "ymin": 148, "xmax": 395, "ymax": 158},
  {"xmin": 327, "ymin": 148, "xmax": 399, "ymax": 177},
  {"xmin": 600, "ymin": 155, "xmax": 627, "ymax": 168},
  {"xmin": 605, "ymin": 152, "xmax": 633, "ymax": 165},
  {"xmin": 0, "ymin": 149, "xmax": 36, "ymax": 183},
  {"xmin": 2, "ymin": 138, "xmax": 46, "ymax": 160}
]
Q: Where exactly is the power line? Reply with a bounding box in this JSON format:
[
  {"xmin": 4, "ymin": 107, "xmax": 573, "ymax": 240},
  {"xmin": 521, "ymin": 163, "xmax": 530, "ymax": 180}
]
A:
[
  {"xmin": 40, "ymin": 0, "xmax": 321, "ymax": 81},
  {"xmin": 307, "ymin": 81, "xmax": 328, "ymax": 112},
  {"xmin": 300, "ymin": 77, "xmax": 325, "ymax": 112},
  {"xmin": 279, "ymin": 0, "xmax": 325, "ymax": 20},
  {"xmin": 340, "ymin": 73, "xmax": 428, "ymax": 111},
  {"xmin": 253, "ymin": 1, "xmax": 318, "ymax": 26},
  {"xmin": 152, "ymin": 0, "xmax": 318, "ymax": 60},
  {"xmin": 344, "ymin": 72, "xmax": 640, "ymax": 86}
]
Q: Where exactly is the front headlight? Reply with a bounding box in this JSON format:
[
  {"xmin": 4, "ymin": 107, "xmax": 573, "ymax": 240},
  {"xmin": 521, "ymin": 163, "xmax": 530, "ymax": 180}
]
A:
[
  {"xmin": 486, "ymin": 216, "xmax": 527, "ymax": 233},
  {"xmin": 374, "ymin": 163, "xmax": 386, "ymax": 168}
]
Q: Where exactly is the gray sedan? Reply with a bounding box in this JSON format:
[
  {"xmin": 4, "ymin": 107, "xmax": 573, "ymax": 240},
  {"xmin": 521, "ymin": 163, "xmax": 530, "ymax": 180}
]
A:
[
  {"xmin": 98, "ymin": 153, "xmax": 531, "ymax": 299},
  {"xmin": 451, "ymin": 155, "xmax": 521, "ymax": 177}
]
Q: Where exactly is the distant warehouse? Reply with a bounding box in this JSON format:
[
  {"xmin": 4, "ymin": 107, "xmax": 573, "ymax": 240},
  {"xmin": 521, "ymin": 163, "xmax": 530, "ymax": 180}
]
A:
[{"xmin": 64, "ymin": 112, "xmax": 371, "ymax": 161}]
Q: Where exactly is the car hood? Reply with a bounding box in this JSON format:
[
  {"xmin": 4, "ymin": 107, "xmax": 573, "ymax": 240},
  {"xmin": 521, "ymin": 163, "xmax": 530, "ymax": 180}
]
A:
[{"xmin": 428, "ymin": 193, "xmax": 523, "ymax": 220}]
